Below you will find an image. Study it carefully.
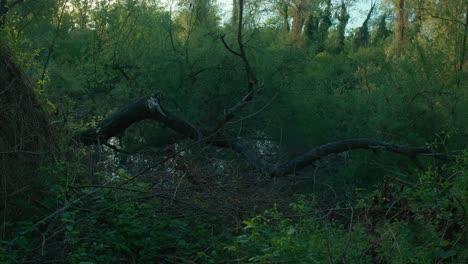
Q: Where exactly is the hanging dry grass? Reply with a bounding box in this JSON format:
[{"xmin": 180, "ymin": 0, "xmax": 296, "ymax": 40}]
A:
[{"xmin": 0, "ymin": 41, "xmax": 50, "ymax": 222}]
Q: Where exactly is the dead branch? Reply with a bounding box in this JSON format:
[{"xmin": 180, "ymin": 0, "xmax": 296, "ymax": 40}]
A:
[
  {"xmin": 76, "ymin": 93, "xmax": 202, "ymax": 145},
  {"xmin": 74, "ymin": 0, "xmax": 448, "ymax": 179},
  {"xmin": 215, "ymin": 0, "xmax": 257, "ymax": 131},
  {"xmin": 220, "ymin": 34, "xmax": 242, "ymax": 57},
  {"xmin": 75, "ymin": 93, "xmax": 447, "ymax": 177},
  {"xmin": 268, "ymin": 138, "xmax": 446, "ymax": 177}
]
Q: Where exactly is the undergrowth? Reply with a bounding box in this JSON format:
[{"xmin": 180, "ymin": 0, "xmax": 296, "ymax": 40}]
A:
[{"xmin": 1, "ymin": 153, "xmax": 465, "ymax": 263}]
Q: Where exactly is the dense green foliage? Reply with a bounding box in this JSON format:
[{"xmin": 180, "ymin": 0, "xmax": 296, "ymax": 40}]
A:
[
  {"xmin": 226, "ymin": 154, "xmax": 467, "ymax": 263},
  {"xmin": 0, "ymin": 0, "xmax": 466, "ymax": 263}
]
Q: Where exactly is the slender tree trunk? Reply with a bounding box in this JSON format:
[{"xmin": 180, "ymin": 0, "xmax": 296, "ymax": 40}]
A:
[
  {"xmin": 352, "ymin": 1, "xmax": 376, "ymax": 51},
  {"xmin": 335, "ymin": 0, "xmax": 349, "ymax": 53},
  {"xmin": 231, "ymin": 0, "xmax": 238, "ymax": 27},
  {"xmin": 395, "ymin": 0, "xmax": 406, "ymax": 57},
  {"xmin": 0, "ymin": 0, "xmax": 8, "ymax": 27},
  {"xmin": 316, "ymin": 0, "xmax": 332, "ymax": 52},
  {"xmin": 291, "ymin": 1, "xmax": 305, "ymax": 38},
  {"xmin": 414, "ymin": 1, "xmax": 424, "ymax": 35},
  {"xmin": 457, "ymin": 2, "xmax": 467, "ymax": 88},
  {"xmin": 281, "ymin": 2, "xmax": 289, "ymax": 33},
  {"xmin": 194, "ymin": 0, "xmax": 210, "ymax": 25},
  {"xmin": 40, "ymin": 0, "xmax": 68, "ymax": 84}
]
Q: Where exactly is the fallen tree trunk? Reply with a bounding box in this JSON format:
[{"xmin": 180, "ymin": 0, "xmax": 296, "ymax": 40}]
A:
[
  {"xmin": 77, "ymin": 93, "xmax": 202, "ymax": 145},
  {"xmin": 269, "ymin": 138, "xmax": 444, "ymax": 177},
  {"xmin": 75, "ymin": 93, "xmax": 446, "ymax": 177},
  {"xmin": 73, "ymin": 0, "xmax": 447, "ymax": 178}
]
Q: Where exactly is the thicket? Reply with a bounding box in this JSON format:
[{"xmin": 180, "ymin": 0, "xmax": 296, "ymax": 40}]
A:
[{"xmin": 0, "ymin": 0, "xmax": 466, "ymax": 263}]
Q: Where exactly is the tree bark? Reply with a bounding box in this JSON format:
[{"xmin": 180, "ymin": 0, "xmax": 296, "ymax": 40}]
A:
[
  {"xmin": 218, "ymin": 0, "xmax": 256, "ymax": 130},
  {"xmin": 395, "ymin": 0, "xmax": 406, "ymax": 57},
  {"xmin": 231, "ymin": 0, "xmax": 238, "ymax": 27},
  {"xmin": 316, "ymin": 0, "xmax": 332, "ymax": 52},
  {"xmin": 76, "ymin": 94, "xmax": 201, "ymax": 145},
  {"xmin": 458, "ymin": 2, "xmax": 468, "ymax": 88},
  {"xmin": 335, "ymin": 0, "xmax": 349, "ymax": 53},
  {"xmin": 193, "ymin": 0, "xmax": 210, "ymax": 25},
  {"xmin": 352, "ymin": 1, "xmax": 376, "ymax": 51},
  {"xmin": 281, "ymin": 1, "xmax": 289, "ymax": 33},
  {"xmin": 291, "ymin": 0, "xmax": 306, "ymax": 38},
  {"xmin": 75, "ymin": 93, "xmax": 446, "ymax": 177},
  {"xmin": 269, "ymin": 138, "xmax": 442, "ymax": 177}
]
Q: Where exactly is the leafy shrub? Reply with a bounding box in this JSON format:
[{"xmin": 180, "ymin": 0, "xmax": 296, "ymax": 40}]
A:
[{"xmin": 223, "ymin": 154, "xmax": 467, "ymax": 263}]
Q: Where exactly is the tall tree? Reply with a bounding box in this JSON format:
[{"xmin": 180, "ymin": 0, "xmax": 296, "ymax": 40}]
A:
[
  {"xmin": 316, "ymin": 0, "xmax": 332, "ymax": 52},
  {"xmin": 413, "ymin": 0, "xmax": 424, "ymax": 35},
  {"xmin": 195, "ymin": 0, "xmax": 210, "ymax": 24},
  {"xmin": 231, "ymin": 0, "xmax": 238, "ymax": 27},
  {"xmin": 335, "ymin": 0, "xmax": 349, "ymax": 52},
  {"xmin": 460, "ymin": 2, "xmax": 468, "ymax": 81},
  {"xmin": 39, "ymin": 0, "xmax": 69, "ymax": 85},
  {"xmin": 180, "ymin": 0, "xmax": 215, "ymax": 26},
  {"xmin": 373, "ymin": 14, "xmax": 391, "ymax": 44},
  {"xmin": 352, "ymin": 0, "xmax": 376, "ymax": 51},
  {"xmin": 415, "ymin": 0, "xmax": 466, "ymax": 87},
  {"xmin": 291, "ymin": 0, "xmax": 308, "ymax": 38},
  {"xmin": 304, "ymin": 11, "xmax": 319, "ymax": 44},
  {"xmin": 280, "ymin": 0, "xmax": 290, "ymax": 33},
  {"xmin": 395, "ymin": 0, "xmax": 407, "ymax": 57}
]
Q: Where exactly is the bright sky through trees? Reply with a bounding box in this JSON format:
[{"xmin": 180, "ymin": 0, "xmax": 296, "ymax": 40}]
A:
[
  {"xmin": 160, "ymin": 0, "xmax": 373, "ymax": 29},
  {"xmin": 2, "ymin": 0, "xmax": 466, "ymax": 262}
]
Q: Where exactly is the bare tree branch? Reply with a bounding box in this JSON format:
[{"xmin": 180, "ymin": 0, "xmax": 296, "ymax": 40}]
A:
[
  {"xmin": 215, "ymin": 0, "xmax": 257, "ymax": 131},
  {"xmin": 74, "ymin": 0, "xmax": 449, "ymax": 179},
  {"xmin": 269, "ymin": 138, "xmax": 446, "ymax": 177},
  {"xmin": 420, "ymin": 7, "xmax": 466, "ymax": 27},
  {"xmin": 76, "ymin": 93, "xmax": 202, "ymax": 145},
  {"xmin": 39, "ymin": 0, "xmax": 68, "ymax": 85},
  {"xmin": 220, "ymin": 34, "xmax": 242, "ymax": 57},
  {"xmin": 75, "ymin": 93, "xmax": 447, "ymax": 178},
  {"xmin": 237, "ymin": 0, "xmax": 257, "ymax": 95}
]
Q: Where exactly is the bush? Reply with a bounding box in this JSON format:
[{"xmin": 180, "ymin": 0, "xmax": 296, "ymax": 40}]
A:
[{"xmin": 223, "ymin": 154, "xmax": 467, "ymax": 263}]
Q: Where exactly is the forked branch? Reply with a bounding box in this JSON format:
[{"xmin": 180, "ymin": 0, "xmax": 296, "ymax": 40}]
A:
[
  {"xmin": 215, "ymin": 0, "xmax": 257, "ymax": 130},
  {"xmin": 75, "ymin": 93, "xmax": 447, "ymax": 177},
  {"xmin": 269, "ymin": 138, "xmax": 446, "ymax": 177}
]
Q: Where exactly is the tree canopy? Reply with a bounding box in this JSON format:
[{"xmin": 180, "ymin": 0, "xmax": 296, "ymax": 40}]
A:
[{"xmin": 0, "ymin": 0, "xmax": 467, "ymax": 262}]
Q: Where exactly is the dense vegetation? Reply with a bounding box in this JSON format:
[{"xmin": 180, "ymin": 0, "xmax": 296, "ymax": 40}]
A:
[{"xmin": 0, "ymin": 0, "xmax": 466, "ymax": 263}]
